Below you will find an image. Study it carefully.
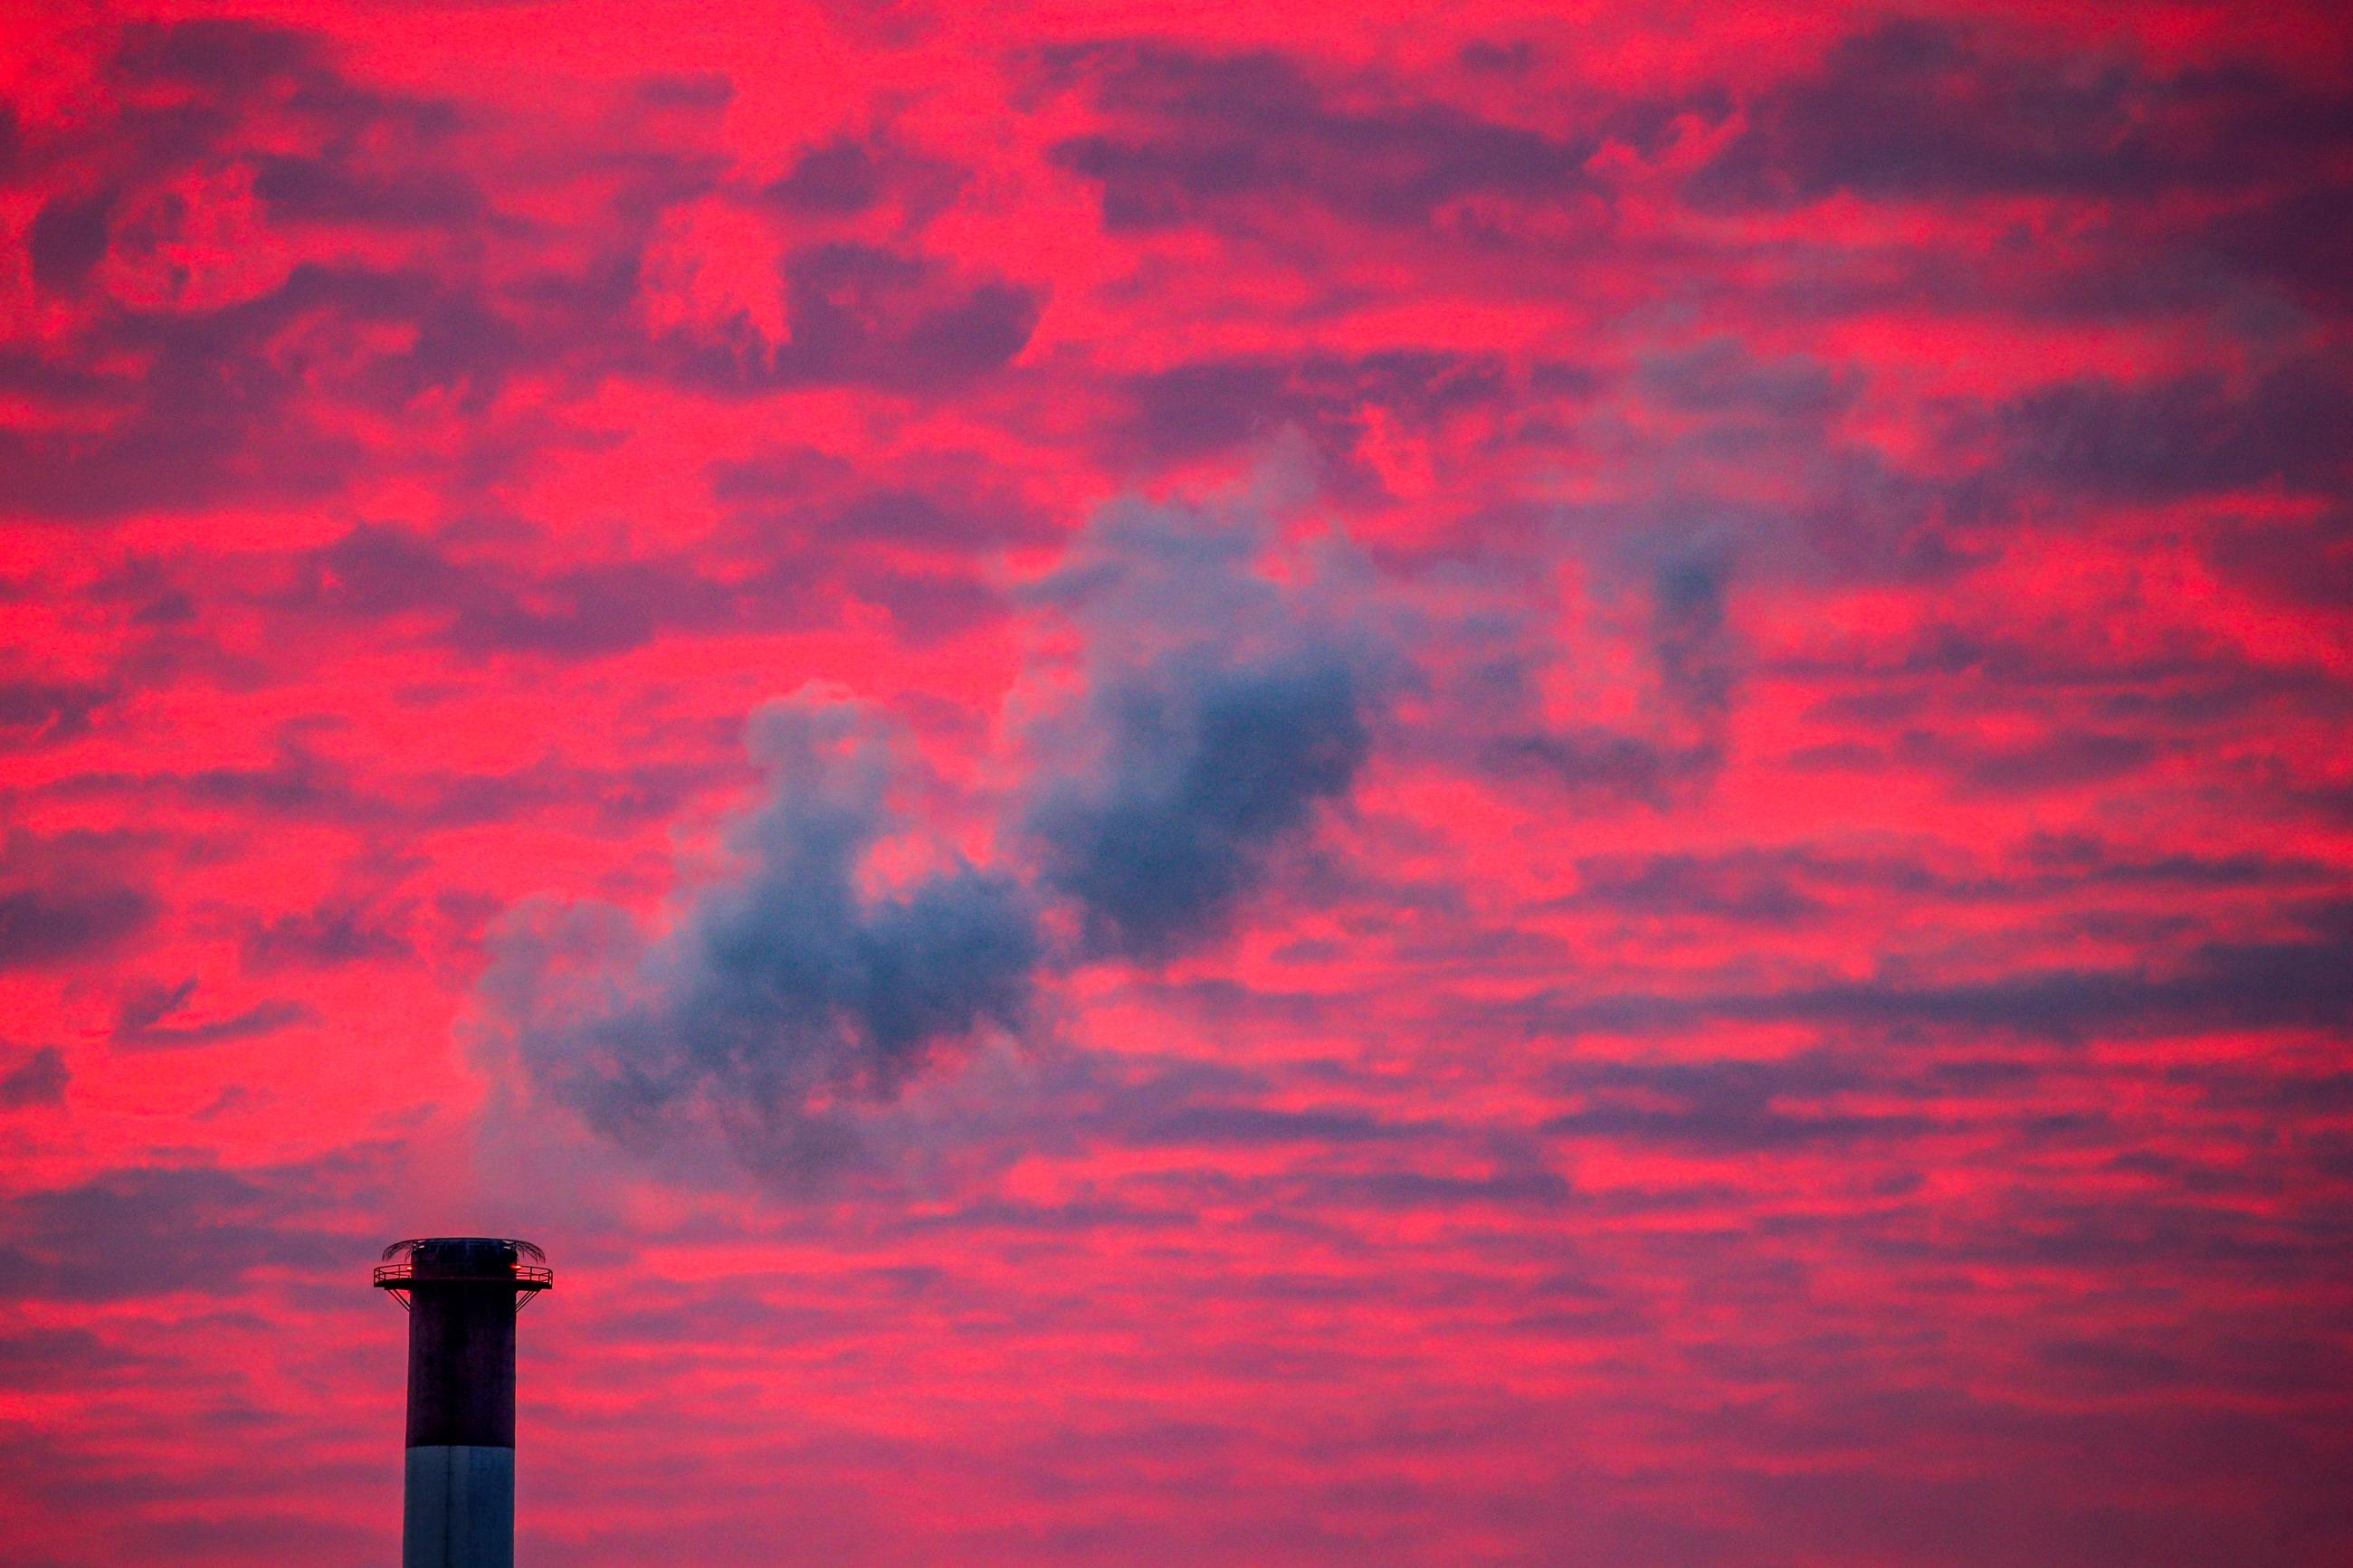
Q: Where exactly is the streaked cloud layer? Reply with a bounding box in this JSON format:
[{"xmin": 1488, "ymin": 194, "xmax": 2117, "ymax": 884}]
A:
[{"xmin": 2, "ymin": 3, "xmax": 2348, "ymax": 1563}]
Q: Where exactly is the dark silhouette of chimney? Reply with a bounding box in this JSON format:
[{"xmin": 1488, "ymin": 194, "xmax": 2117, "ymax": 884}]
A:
[{"xmin": 376, "ymin": 1238, "xmax": 554, "ymax": 1568}]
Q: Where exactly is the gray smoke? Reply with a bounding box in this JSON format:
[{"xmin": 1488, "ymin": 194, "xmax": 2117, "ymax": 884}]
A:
[
  {"xmin": 1650, "ymin": 545, "xmax": 1738, "ymax": 734},
  {"xmin": 477, "ymin": 495, "xmax": 1397, "ymax": 1179},
  {"xmin": 481, "ymin": 688, "xmax": 1037, "ymax": 1177},
  {"xmin": 1019, "ymin": 498, "xmax": 1388, "ymax": 959}
]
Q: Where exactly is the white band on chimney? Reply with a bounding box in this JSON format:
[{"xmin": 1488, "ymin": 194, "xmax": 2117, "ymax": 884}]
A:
[{"xmin": 404, "ymin": 1445, "xmax": 517, "ymax": 1568}]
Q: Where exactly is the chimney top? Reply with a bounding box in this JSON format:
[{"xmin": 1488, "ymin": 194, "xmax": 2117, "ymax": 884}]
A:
[{"xmin": 374, "ymin": 1238, "xmax": 552, "ymax": 1307}]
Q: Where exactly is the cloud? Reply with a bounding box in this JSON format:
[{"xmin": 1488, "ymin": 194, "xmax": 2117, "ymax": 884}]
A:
[
  {"xmin": 2205, "ymin": 508, "xmax": 2353, "ymax": 610},
  {"xmin": 1480, "ymin": 546, "xmax": 1743, "ymax": 809},
  {"xmin": 1112, "ymin": 351, "xmax": 1511, "ymax": 471},
  {"xmin": 0, "ymin": 1047, "xmax": 67, "ymax": 1110},
  {"xmin": 1535, "ymin": 899, "xmax": 2353, "ymax": 1044},
  {"xmin": 281, "ymin": 522, "xmax": 819, "ymax": 660},
  {"xmin": 480, "ymin": 685, "xmax": 1039, "ymax": 1180},
  {"xmin": 240, "ymin": 897, "xmax": 414, "ymax": 969},
  {"xmin": 0, "ymin": 882, "xmax": 155, "ymax": 970},
  {"xmin": 0, "ymin": 266, "xmax": 432, "ymax": 522},
  {"xmin": 112, "ymin": 16, "xmax": 323, "ymax": 90},
  {"xmin": 1045, "ymin": 43, "xmax": 1599, "ymax": 233},
  {"xmin": 0, "ymin": 679, "xmax": 116, "ymax": 749},
  {"xmin": 1993, "ymin": 357, "xmax": 2351, "ymax": 502},
  {"xmin": 1933, "ymin": 729, "xmax": 2157, "ymax": 795},
  {"xmin": 657, "ymin": 242, "xmax": 1039, "ymax": 394},
  {"xmin": 1635, "ymin": 339, "xmax": 1853, "ymax": 424},
  {"xmin": 0, "ymin": 1326, "xmax": 138, "ymax": 1388},
  {"xmin": 763, "ymin": 138, "xmax": 883, "ymax": 214},
  {"xmin": 1558, "ymin": 838, "xmax": 2331, "ymax": 926},
  {"xmin": 1545, "ymin": 1056, "xmax": 1934, "ymax": 1153},
  {"xmin": 1689, "ymin": 19, "xmax": 2353, "ymax": 210},
  {"xmin": 0, "ymin": 1162, "xmax": 345, "ymax": 1302},
  {"xmin": 1130, "ymin": 1101, "xmax": 1413, "ymax": 1148},
  {"xmin": 249, "ymin": 149, "xmax": 486, "ymax": 230},
  {"xmin": 1020, "ymin": 496, "xmax": 1390, "ymax": 960},
  {"xmin": 1564, "ymin": 850, "xmax": 1827, "ymax": 921},
  {"xmin": 2202, "ymin": 183, "xmax": 2353, "ymax": 310},
  {"xmin": 1485, "ymin": 726, "xmax": 1719, "ymax": 808},
  {"xmin": 0, "ymin": 20, "xmax": 678, "ymax": 524},
  {"xmin": 27, "ymin": 190, "xmax": 116, "ymax": 293},
  {"xmin": 109, "ymin": 979, "xmax": 317, "ymax": 1050}
]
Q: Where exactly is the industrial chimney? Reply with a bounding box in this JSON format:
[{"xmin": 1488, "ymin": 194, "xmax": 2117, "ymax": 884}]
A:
[{"xmin": 375, "ymin": 1238, "xmax": 554, "ymax": 1568}]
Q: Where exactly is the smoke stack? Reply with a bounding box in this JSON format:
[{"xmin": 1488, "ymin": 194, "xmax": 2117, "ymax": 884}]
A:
[{"xmin": 376, "ymin": 1238, "xmax": 554, "ymax": 1568}]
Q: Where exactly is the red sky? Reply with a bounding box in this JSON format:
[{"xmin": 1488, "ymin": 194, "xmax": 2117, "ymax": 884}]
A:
[{"xmin": 3, "ymin": 2, "xmax": 2350, "ymax": 1563}]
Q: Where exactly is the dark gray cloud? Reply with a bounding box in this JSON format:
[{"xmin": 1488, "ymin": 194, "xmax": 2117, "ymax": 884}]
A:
[
  {"xmin": 1992, "ymin": 356, "xmax": 2352, "ymax": 503},
  {"xmin": 1045, "ymin": 43, "xmax": 1599, "ymax": 232},
  {"xmin": 280, "ymin": 522, "xmax": 814, "ymax": 660},
  {"xmin": 241, "ymin": 898, "xmax": 414, "ymax": 969},
  {"xmin": 27, "ymin": 189, "xmax": 116, "ymax": 293},
  {"xmin": 1312, "ymin": 1165, "xmax": 1573, "ymax": 1212},
  {"xmin": 1131, "ymin": 1102, "xmax": 1413, "ymax": 1148},
  {"xmin": 2205, "ymin": 508, "xmax": 2353, "ymax": 611},
  {"xmin": 1790, "ymin": 723, "xmax": 2166, "ymax": 799},
  {"xmin": 1480, "ymin": 546, "xmax": 1742, "ymax": 809},
  {"xmin": 0, "ymin": 679, "xmax": 116, "ymax": 748},
  {"xmin": 708, "ymin": 461, "xmax": 1056, "ymax": 559},
  {"xmin": 1113, "ymin": 351, "xmax": 1510, "ymax": 472},
  {"xmin": 818, "ymin": 488, "xmax": 1050, "ymax": 550},
  {"xmin": 250, "ymin": 151, "xmax": 487, "ymax": 228},
  {"xmin": 482, "ymin": 688, "xmax": 1039, "ymax": 1179},
  {"xmin": 1558, "ymin": 838, "xmax": 2334, "ymax": 925},
  {"xmin": 1691, "ymin": 19, "xmax": 2353, "ymax": 209},
  {"xmin": 0, "ymin": 1326, "xmax": 138, "ymax": 1388},
  {"xmin": 763, "ymin": 138, "xmax": 883, "ymax": 214},
  {"xmin": 50, "ymin": 726, "xmax": 721, "ymax": 837},
  {"xmin": 0, "ymin": 1047, "xmax": 67, "ymax": 1110},
  {"xmin": 0, "ymin": 1163, "xmax": 343, "ymax": 1302},
  {"xmin": 1484, "ymin": 727, "xmax": 1718, "ymax": 808},
  {"xmin": 1634, "ymin": 339, "xmax": 1853, "ymax": 423},
  {"xmin": 1545, "ymin": 1056, "xmax": 1934, "ymax": 1153},
  {"xmin": 281, "ymin": 510, "xmax": 1018, "ymax": 660},
  {"xmin": 1939, "ymin": 730, "xmax": 2156, "ymax": 795},
  {"xmin": 1459, "ymin": 39, "xmax": 1538, "ymax": 75},
  {"xmin": 701, "ymin": 465, "xmax": 1044, "ymax": 641},
  {"xmin": 1535, "ymin": 899, "xmax": 2353, "ymax": 1044},
  {"xmin": 658, "ymin": 242, "xmax": 1039, "ymax": 394},
  {"xmin": 111, "ymin": 16, "xmax": 323, "ymax": 90},
  {"xmin": 114, "ymin": 1001, "xmax": 315, "ymax": 1050},
  {"xmin": 2201, "ymin": 181, "xmax": 2353, "ymax": 310},
  {"xmin": 0, "ymin": 22, "xmax": 690, "ymax": 525},
  {"xmin": 0, "ymin": 882, "xmax": 155, "ymax": 970},
  {"xmin": 1563, "ymin": 850, "xmax": 1827, "ymax": 922},
  {"xmin": 637, "ymin": 71, "xmax": 733, "ymax": 109},
  {"xmin": 1692, "ymin": 20, "xmax": 2155, "ymax": 206},
  {"xmin": 0, "ymin": 266, "xmax": 473, "ymax": 522},
  {"xmin": 109, "ymin": 979, "xmax": 317, "ymax": 1050}
]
